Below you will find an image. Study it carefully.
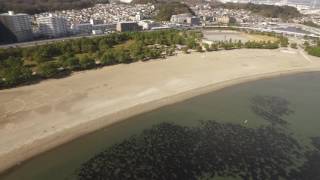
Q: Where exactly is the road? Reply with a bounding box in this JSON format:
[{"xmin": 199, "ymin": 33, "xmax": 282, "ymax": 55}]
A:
[{"xmin": 0, "ymin": 34, "xmax": 109, "ymax": 49}]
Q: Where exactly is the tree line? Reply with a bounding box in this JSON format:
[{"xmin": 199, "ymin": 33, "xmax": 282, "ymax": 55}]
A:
[
  {"xmin": 0, "ymin": 30, "xmax": 201, "ymax": 89},
  {"xmin": 199, "ymin": 31, "xmax": 287, "ymax": 53},
  {"xmin": 302, "ymin": 21, "xmax": 320, "ymax": 29},
  {"xmin": 305, "ymin": 39, "xmax": 320, "ymax": 57},
  {"xmin": 0, "ymin": 29, "xmax": 287, "ymax": 89},
  {"xmin": 200, "ymin": 39, "xmax": 279, "ymax": 53}
]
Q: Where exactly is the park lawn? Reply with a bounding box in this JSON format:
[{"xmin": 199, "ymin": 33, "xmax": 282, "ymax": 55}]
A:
[{"xmin": 245, "ymin": 33, "xmax": 279, "ymax": 42}]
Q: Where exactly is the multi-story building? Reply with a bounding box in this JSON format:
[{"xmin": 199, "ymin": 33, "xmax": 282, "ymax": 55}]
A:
[
  {"xmin": 72, "ymin": 23, "xmax": 93, "ymax": 35},
  {"xmin": 93, "ymin": 24, "xmax": 116, "ymax": 32},
  {"xmin": 0, "ymin": 11, "xmax": 33, "ymax": 42},
  {"xmin": 116, "ymin": 21, "xmax": 140, "ymax": 32},
  {"xmin": 187, "ymin": 17, "xmax": 201, "ymax": 26},
  {"xmin": 138, "ymin": 20, "xmax": 159, "ymax": 30},
  {"xmin": 170, "ymin": 14, "xmax": 192, "ymax": 24},
  {"xmin": 217, "ymin": 15, "xmax": 237, "ymax": 24},
  {"xmin": 170, "ymin": 14, "xmax": 201, "ymax": 26},
  {"xmin": 90, "ymin": 19, "xmax": 104, "ymax": 25},
  {"xmin": 37, "ymin": 14, "xmax": 69, "ymax": 38}
]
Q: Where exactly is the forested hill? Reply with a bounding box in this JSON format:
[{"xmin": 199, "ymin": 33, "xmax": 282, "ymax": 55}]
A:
[
  {"xmin": 154, "ymin": 2, "xmax": 195, "ymax": 21},
  {"xmin": 132, "ymin": 0, "xmax": 212, "ymax": 5},
  {"xmin": 0, "ymin": 0, "xmax": 109, "ymax": 14},
  {"xmin": 130, "ymin": 0, "xmax": 195, "ymax": 21},
  {"xmin": 132, "ymin": 0, "xmax": 301, "ymax": 20},
  {"xmin": 131, "ymin": 0, "xmax": 157, "ymax": 4},
  {"xmin": 217, "ymin": 3, "xmax": 301, "ymax": 20}
]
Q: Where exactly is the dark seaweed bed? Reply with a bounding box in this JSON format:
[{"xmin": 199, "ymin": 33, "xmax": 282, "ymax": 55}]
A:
[{"xmin": 77, "ymin": 96, "xmax": 320, "ymax": 180}]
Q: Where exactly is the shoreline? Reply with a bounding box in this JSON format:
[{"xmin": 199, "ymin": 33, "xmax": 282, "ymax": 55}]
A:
[{"xmin": 1, "ymin": 49, "xmax": 320, "ymax": 174}]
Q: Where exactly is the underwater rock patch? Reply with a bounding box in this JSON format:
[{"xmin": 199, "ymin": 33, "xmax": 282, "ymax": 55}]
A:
[
  {"xmin": 78, "ymin": 121, "xmax": 304, "ymax": 180},
  {"xmin": 250, "ymin": 95, "xmax": 293, "ymax": 126}
]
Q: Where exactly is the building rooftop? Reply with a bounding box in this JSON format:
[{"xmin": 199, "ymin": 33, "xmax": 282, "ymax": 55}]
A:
[{"xmin": 0, "ymin": 11, "xmax": 29, "ymax": 16}]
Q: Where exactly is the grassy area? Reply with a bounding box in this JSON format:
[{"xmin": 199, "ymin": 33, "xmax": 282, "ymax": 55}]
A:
[{"xmin": 245, "ymin": 33, "xmax": 279, "ymax": 42}]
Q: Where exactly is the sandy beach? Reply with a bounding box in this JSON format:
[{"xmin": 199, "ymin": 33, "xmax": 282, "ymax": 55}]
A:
[{"xmin": 1, "ymin": 48, "xmax": 320, "ymax": 173}]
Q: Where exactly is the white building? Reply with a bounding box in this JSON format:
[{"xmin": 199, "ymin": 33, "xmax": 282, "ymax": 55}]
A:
[
  {"xmin": 37, "ymin": 14, "xmax": 69, "ymax": 38},
  {"xmin": 119, "ymin": 0, "xmax": 133, "ymax": 3},
  {"xmin": 90, "ymin": 19, "xmax": 103, "ymax": 25},
  {"xmin": 135, "ymin": 14, "xmax": 141, "ymax": 21},
  {"xmin": 170, "ymin": 14, "xmax": 192, "ymax": 24},
  {"xmin": 94, "ymin": 24, "xmax": 116, "ymax": 32},
  {"xmin": 92, "ymin": 29, "xmax": 103, "ymax": 35},
  {"xmin": 138, "ymin": 20, "xmax": 159, "ymax": 30},
  {"xmin": 0, "ymin": 11, "xmax": 33, "ymax": 42}
]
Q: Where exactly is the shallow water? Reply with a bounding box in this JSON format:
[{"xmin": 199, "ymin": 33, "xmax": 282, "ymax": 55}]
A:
[{"xmin": 1, "ymin": 72, "xmax": 320, "ymax": 180}]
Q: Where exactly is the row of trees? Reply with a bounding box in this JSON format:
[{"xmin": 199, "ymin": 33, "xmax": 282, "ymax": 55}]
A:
[
  {"xmin": 302, "ymin": 21, "xmax": 320, "ymax": 28},
  {"xmin": 204, "ymin": 27, "xmax": 289, "ymax": 48},
  {"xmin": 304, "ymin": 39, "xmax": 320, "ymax": 57},
  {"xmin": 0, "ymin": 30, "xmax": 200, "ymax": 88},
  {"xmin": 200, "ymin": 40, "xmax": 279, "ymax": 53},
  {"xmin": 0, "ymin": 29, "xmax": 288, "ymax": 89},
  {"xmin": 306, "ymin": 46, "xmax": 320, "ymax": 57}
]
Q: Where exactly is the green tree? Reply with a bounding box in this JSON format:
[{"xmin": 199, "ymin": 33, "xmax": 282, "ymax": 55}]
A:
[
  {"xmin": 79, "ymin": 55, "xmax": 95, "ymax": 69},
  {"xmin": 59, "ymin": 55, "xmax": 80, "ymax": 70},
  {"xmin": 101, "ymin": 50, "xmax": 116, "ymax": 65},
  {"xmin": 211, "ymin": 43, "xmax": 218, "ymax": 51},
  {"xmin": 129, "ymin": 41, "xmax": 145, "ymax": 61},
  {"xmin": 32, "ymin": 51, "xmax": 50, "ymax": 64},
  {"xmin": 203, "ymin": 43, "xmax": 212, "ymax": 52},
  {"xmin": 80, "ymin": 38, "xmax": 97, "ymax": 53},
  {"xmin": 0, "ymin": 57, "xmax": 32, "ymax": 86},
  {"xmin": 236, "ymin": 40, "xmax": 243, "ymax": 48},
  {"xmin": 166, "ymin": 46, "xmax": 175, "ymax": 56},
  {"xmin": 279, "ymin": 36, "xmax": 289, "ymax": 47},
  {"xmin": 37, "ymin": 62, "xmax": 59, "ymax": 78},
  {"xmin": 186, "ymin": 38, "xmax": 197, "ymax": 49},
  {"xmin": 98, "ymin": 39, "xmax": 111, "ymax": 52},
  {"xmin": 290, "ymin": 43, "xmax": 298, "ymax": 49},
  {"xmin": 114, "ymin": 49, "xmax": 131, "ymax": 64},
  {"xmin": 309, "ymin": 48, "xmax": 320, "ymax": 57}
]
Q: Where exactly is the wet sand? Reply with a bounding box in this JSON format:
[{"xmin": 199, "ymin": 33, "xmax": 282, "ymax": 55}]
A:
[{"xmin": 1, "ymin": 48, "xmax": 320, "ymax": 173}]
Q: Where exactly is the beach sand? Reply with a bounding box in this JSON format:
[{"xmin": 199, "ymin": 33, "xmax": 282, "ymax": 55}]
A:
[{"xmin": 1, "ymin": 48, "xmax": 320, "ymax": 173}]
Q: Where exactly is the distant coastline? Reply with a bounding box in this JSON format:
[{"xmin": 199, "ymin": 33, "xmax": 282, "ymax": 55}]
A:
[{"xmin": 1, "ymin": 49, "xmax": 320, "ymax": 174}]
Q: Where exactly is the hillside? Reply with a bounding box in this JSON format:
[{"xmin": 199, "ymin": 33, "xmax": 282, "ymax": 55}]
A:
[
  {"xmin": 132, "ymin": 0, "xmax": 212, "ymax": 5},
  {"xmin": 154, "ymin": 2, "xmax": 195, "ymax": 21},
  {"xmin": 131, "ymin": 0, "xmax": 195, "ymax": 21},
  {"xmin": 132, "ymin": 0, "xmax": 300, "ymax": 21},
  {"xmin": 131, "ymin": 0, "xmax": 157, "ymax": 4},
  {"xmin": 217, "ymin": 3, "xmax": 301, "ymax": 20},
  {"xmin": 0, "ymin": 0, "xmax": 109, "ymax": 14}
]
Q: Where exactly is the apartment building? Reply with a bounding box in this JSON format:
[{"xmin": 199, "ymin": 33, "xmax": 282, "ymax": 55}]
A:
[
  {"xmin": 37, "ymin": 14, "xmax": 69, "ymax": 38},
  {"xmin": 0, "ymin": 11, "xmax": 33, "ymax": 42}
]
